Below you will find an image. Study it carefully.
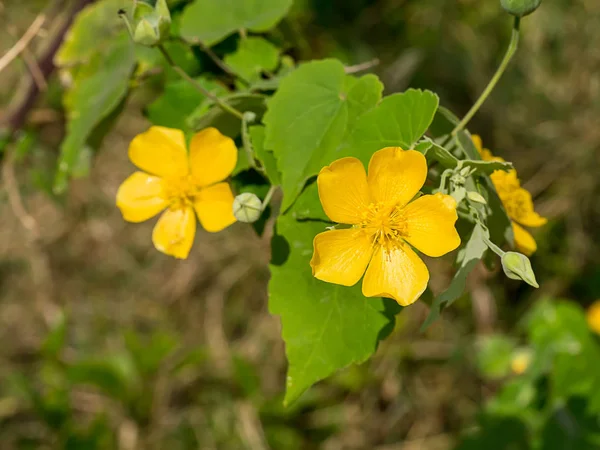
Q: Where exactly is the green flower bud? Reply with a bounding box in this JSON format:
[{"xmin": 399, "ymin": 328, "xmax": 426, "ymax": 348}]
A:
[
  {"xmin": 122, "ymin": 0, "xmax": 171, "ymax": 46},
  {"xmin": 134, "ymin": 18, "xmax": 160, "ymax": 46},
  {"xmin": 467, "ymin": 191, "xmax": 487, "ymax": 204},
  {"xmin": 501, "ymin": 251, "xmax": 539, "ymax": 288},
  {"xmin": 233, "ymin": 193, "xmax": 263, "ymax": 223},
  {"xmin": 501, "ymin": 0, "xmax": 542, "ymax": 17}
]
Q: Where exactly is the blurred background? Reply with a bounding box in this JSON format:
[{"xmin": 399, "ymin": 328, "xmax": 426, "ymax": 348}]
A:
[{"xmin": 1, "ymin": 0, "xmax": 600, "ymax": 448}]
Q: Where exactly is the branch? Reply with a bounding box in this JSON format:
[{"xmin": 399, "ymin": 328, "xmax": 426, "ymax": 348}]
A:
[
  {"xmin": 0, "ymin": 14, "xmax": 46, "ymax": 73},
  {"xmin": 1, "ymin": 0, "xmax": 95, "ymax": 135}
]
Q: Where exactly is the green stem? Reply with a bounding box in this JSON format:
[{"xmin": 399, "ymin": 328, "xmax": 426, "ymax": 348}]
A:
[
  {"xmin": 196, "ymin": 40, "xmax": 250, "ymax": 86},
  {"xmin": 261, "ymin": 185, "xmax": 277, "ymax": 211},
  {"xmin": 451, "ymin": 17, "xmax": 521, "ymax": 137},
  {"xmin": 241, "ymin": 112, "xmax": 258, "ymax": 170},
  {"xmin": 157, "ymin": 44, "xmax": 244, "ymax": 120}
]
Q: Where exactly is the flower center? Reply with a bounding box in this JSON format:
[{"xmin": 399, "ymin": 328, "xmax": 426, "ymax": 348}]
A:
[
  {"xmin": 162, "ymin": 174, "xmax": 199, "ymax": 209},
  {"xmin": 359, "ymin": 202, "xmax": 408, "ymax": 245}
]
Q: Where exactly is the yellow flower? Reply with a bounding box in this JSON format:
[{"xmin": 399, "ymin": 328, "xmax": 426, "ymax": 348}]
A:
[
  {"xmin": 586, "ymin": 301, "xmax": 600, "ymax": 335},
  {"xmin": 510, "ymin": 349, "xmax": 532, "ymax": 375},
  {"xmin": 116, "ymin": 126, "xmax": 237, "ymax": 259},
  {"xmin": 472, "ymin": 135, "xmax": 547, "ymax": 256},
  {"xmin": 310, "ymin": 147, "xmax": 461, "ymax": 306}
]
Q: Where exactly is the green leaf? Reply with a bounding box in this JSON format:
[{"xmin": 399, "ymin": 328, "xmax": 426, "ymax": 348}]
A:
[
  {"xmin": 224, "ymin": 37, "xmax": 279, "ymax": 82},
  {"xmin": 426, "ymin": 140, "xmax": 459, "ymax": 168},
  {"xmin": 289, "ymin": 181, "xmax": 329, "ymax": 222},
  {"xmin": 476, "ymin": 334, "xmax": 516, "ymax": 380},
  {"xmin": 249, "ymin": 125, "xmax": 280, "ymax": 184},
  {"xmin": 456, "ymin": 415, "xmax": 529, "ymax": 450},
  {"xmin": 463, "ymin": 159, "xmax": 514, "ymax": 175},
  {"xmin": 68, "ymin": 354, "xmax": 139, "ymax": 400},
  {"xmin": 263, "ymin": 59, "xmax": 383, "ymax": 210},
  {"xmin": 187, "ymin": 93, "xmax": 267, "ymax": 138},
  {"xmin": 147, "ymin": 77, "xmax": 228, "ymax": 131},
  {"xmin": 180, "ymin": 0, "xmax": 293, "ymax": 46},
  {"xmin": 54, "ymin": 0, "xmax": 128, "ymax": 68},
  {"xmin": 269, "ymin": 206, "xmax": 400, "ymax": 405},
  {"xmin": 54, "ymin": 33, "xmax": 135, "ymax": 194},
  {"xmin": 421, "ymin": 223, "xmax": 488, "ymax": 329},
  {"xmin": 346, "ymin": 88, "xmax": 439, "ymax": 165}
]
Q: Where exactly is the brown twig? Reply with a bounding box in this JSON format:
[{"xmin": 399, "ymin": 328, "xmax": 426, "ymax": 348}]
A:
[
  {"xmin": 0, "ymin": 14, "xmax": 46, "ymax": 74},
  {"xmin": 21, "ymin": 47, "xmax": 48, "ymax": 91},
  {"xmin": 345, "ymin": 58, "xmax": 380, "ymax": 74},
  {"xmin": 2, "ymin": 0, "xmax": 95, "ymax": 135}
]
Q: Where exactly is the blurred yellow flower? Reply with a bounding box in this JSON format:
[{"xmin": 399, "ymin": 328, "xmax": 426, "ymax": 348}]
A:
[
  {"xmin": 310, "ymin": 147, "xmax": 461, "ymax": 306},
  {"xmin": 472, "ymin": 135, "xmax": 547, "ymax": 256},
  {"xmin": 511, "ymin": 349, "xmax": 532, "ymax": 375},
  {"xmin": 116, "ymin": 126, "xmax": 237, "ymax": 259},
  {"xmin": 586, "ymin": 301, "xmax": 600, "ymax": 334}
]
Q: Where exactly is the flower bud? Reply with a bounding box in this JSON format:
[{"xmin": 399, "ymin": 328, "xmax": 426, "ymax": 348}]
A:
[
  {"xmin": 501, "ymin": 0, "xmax": 542, "ymax": 17},
  {"xmin": 467, "ymin": 191, "xmax": 487, "ymax": 204},
  {"xmin": 501, "ymin": 251, "xmax": 539, "ymax": 288},
  {"xmin": 122, "ymin": 0, "xmax": 171, "ymax": 46},
  {"xmin": 233, "ymin": 193, "xmax": 263, "ymax": 223}
]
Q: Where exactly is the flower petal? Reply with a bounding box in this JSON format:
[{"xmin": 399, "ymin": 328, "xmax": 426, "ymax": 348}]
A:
[
  {"xmin": 317, "ymin": 157, "xmax": 370, "ymax": 224},
  {"xmin": 512, "ymin": 222, "xmax": 537, "ymax": 256},
  {"xmin": 472, "ymin": 134, "xmax": 483, "ymax": 153},
  {"xmin": 189, "ymin": 127, "xmax": 237, "ymax": 187},
  {"xmin": 310, "ymin": 229, "xmax": 374, "ymax": 286},
  {"xmin": 152, "ymin": 207, "xmax": 196, "ymax": 259},
  {"xmin": 116, "ymin": 172, "xmax": 168, "ymax": 223},
  {"xmin": 129, "ymin": 126, "xmax": 188, "ymax": 178},
  {"xmin": 402, "ymin": 193, "xmax": 461, "ymax": 257},
  {"xmin": 509, "ymin": 189, "xmax": 547, "ymax": 228},
  {"xmin": 193, "ymin": 182, "xmax": 236, "ymax": 232},
  {"xmin": 367, "ymin": 147, "xmax": 427, "ymax": 208},
  {"xmin": 362, "ymin": 242, "xmax": 429, "ymax": 306}
]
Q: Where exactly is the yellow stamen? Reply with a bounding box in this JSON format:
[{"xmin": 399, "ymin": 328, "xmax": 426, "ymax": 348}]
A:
[
  {"xmin": 359, "ymin": 202, "xmax": 408, "ymax": 246},
  {"xmin": 162, "ymin": 174, "xmax": 200, "ymax": 209}
]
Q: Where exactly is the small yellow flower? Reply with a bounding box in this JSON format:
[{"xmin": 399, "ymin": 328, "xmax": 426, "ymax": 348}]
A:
[
  {"xmin": 586, "ymin": 301, "xmax": 600, "ymax": 335},
  {"xmin": 310, "ymin": 147, "xmax": 461, "ymax": 306},
  {"xmin": 511, "ymin": 349, "xmax": 532, "ymax": 375},
  {"xmin": 472, "ymin": 135, "xmax": 547, "ymax": 256},
  {"xmin": 116, "ymin": 126, "xmax": 237, "ymax": 259}
]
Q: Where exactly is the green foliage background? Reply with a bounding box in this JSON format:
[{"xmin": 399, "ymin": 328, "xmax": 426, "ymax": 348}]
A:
[{"xmin": 1, "ymin": 0, "xmax": 600, "ymax": 448}]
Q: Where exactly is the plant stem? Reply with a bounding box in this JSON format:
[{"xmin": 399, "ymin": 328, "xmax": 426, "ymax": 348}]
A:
[
  {"xmin": 261, "ymin": 185, "xmax": 277, "ymax": 210},
  {"xmin": 241, "ymin": 112, "xmax": 258, "ymax": 170},
  {"xmin": 157, "ymin": 44, "xmax": 244, "ymax": 120},
  {"xmin": 196, "ymin": 40, "xmax": 250, "ymax": 86},
  {"xmin": 451, "ymin": 17, "xmax": 521, "ymax": 137}
]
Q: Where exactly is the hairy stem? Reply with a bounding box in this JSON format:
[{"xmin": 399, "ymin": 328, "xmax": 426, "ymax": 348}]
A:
[
  {"xmin": 157, "ymin": 44, "xmax": 244, "ymax": 120},
  {"xmin": 451, "ymin": 17, "xmax": 521, "ymax": 136}
]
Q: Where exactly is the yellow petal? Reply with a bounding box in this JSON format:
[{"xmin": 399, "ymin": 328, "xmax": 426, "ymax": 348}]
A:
[
  {"xmin": 310, "ymin": 229, "xmax": 373, "ymax": 286},
  {"xmin": 193, "ymin": 182, "xmax": 236, "ymax": 232},
  {"xmin": 116, "ymin": 172, "xmax": 168, "ymax": 223},
  {"xmin": 129, "ymin": 126, "xmax": 188, "ymax": 178},
  {"xmin": 472, "ymin": 134, "xmax": 483, "ymax": 153},
  {"xmin": 152, "ymin": 206, "xmax": 196, "ymax": 259},
  {"xmin": 586, "ymin": 301, "xmax": 600, "ymax": 335},
  {"xmin": 189, "ymin": 127, "xmax": 237, "ymax": 187},
  {"xmin": 317, "ymin": 157, "xmax": 370, "ymax": 224},
  {"xmin": 512, "ymin": 222, "xmax": 537, "ymax": 256},
  {"xmin": 402, "ymin": 193, "xmax": 461, "ymax": 257},
  {"xmin": 367, "ymin": 147, "xmax": 427, "ymax": 208},
  {"xmin": 362, "ymin": 243, "xmax": 429, "ymax": 306},
  {"xmin": 508, "ymin": 189, "xmax": 547, "ymax": 228}
]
